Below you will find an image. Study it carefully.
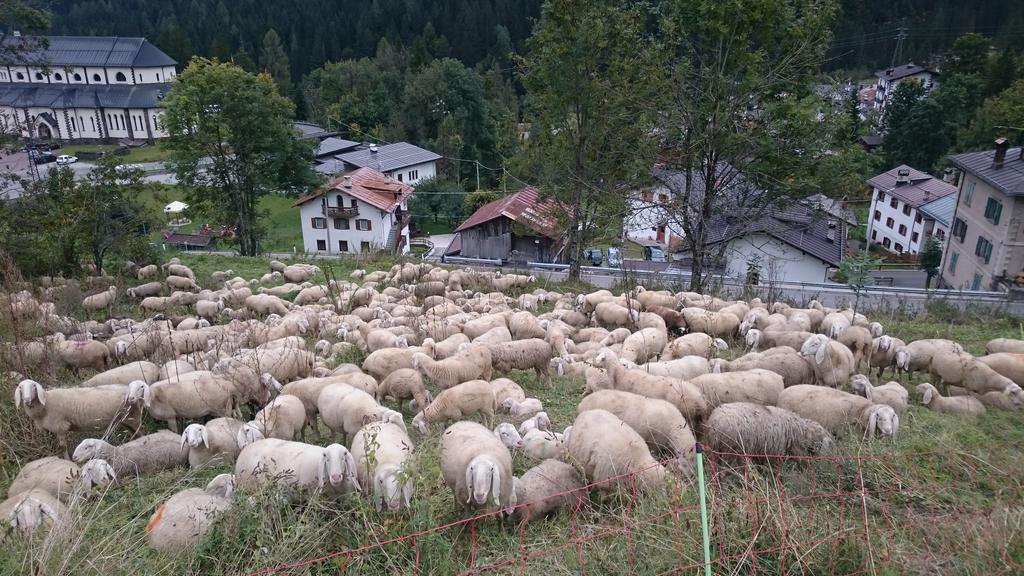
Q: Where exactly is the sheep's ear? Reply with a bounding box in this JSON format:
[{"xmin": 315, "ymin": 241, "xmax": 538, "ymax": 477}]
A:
[
  {"xmin": 866, "ymin": 408, "xmax": 877, "ymax": 439},
  {"xmin": 344, "ymin": 450, "xmax": 360, "ymax": 492},
  {"xmin": 402, "ymin": 480, "xmax": 413, "ymax": 509},
  {"xmin": 14, "ymin": 382, "xmax": 23, "ymax": 408},
  {"xmin": 814, "ymin": 344, "xmax": 826, "ymax": 366},
  {"xmin": 490, "ymin": 464, "xmax": 501, "ymax": 507},
  {"xmin": 318, "ymin": 452, "xmax": 328, "ymax": 488},
  {"xmin": 921, "ymin": 386, "xmax": 934, "ymax": 405},
  {"xmin": 891, "ymin": 413, "xmax": 900, "ymax": 438},
  {"xmin": 33, "ymin": 382, "xmax": 46, "ymax": 406},
  {"xmin": 201, "ymin": 426, "xmax": 210, "ymax": 449},
  {"xmin": 180, "ymin": 429, "xmax": 189, "ymax": 449},
  {"xmin": 465, "ymin": 464, "xmax": 475, "ymax": 504}
]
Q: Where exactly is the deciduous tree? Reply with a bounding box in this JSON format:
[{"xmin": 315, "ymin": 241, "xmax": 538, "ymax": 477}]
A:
[{"xmin": 161, "ymin": 58, "xmax": 317, "ymax": 256}]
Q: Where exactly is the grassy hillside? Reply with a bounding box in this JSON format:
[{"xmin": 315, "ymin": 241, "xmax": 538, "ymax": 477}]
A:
[{"xmin": 0, "ymin": 254, "xmax": 1021, "ymax": 575}]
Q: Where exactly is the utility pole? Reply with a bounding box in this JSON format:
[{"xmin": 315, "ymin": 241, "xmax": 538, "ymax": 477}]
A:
[
  {"xmin": 891, "ymin": 21, "xmax": 908, "ymax": 67},
  {"xmin": 475, "ymin": 160, "xmax": 480, "ymax": 192}
]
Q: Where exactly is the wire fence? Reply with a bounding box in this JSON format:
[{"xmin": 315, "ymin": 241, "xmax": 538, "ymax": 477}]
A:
[{"xmin": 242, "ymin": 449, "xmax": 1023, "ymax": 576}]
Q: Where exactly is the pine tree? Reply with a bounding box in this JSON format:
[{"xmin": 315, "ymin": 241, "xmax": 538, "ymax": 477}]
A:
[{"xmin": 261, "ymin": 29, "xmax": 292, "ymax": 94}]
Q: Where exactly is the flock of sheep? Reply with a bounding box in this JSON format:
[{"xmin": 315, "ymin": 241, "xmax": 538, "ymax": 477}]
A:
[{"xmin": 2, "ymin": 256, "xmax": 1023, "ymax": 557}]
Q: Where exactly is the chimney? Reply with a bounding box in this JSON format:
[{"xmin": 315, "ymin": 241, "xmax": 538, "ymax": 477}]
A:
[
  {"xmin": 369, "ymin": 144, "xmax": 378, "ymax": 153},
  {"xmin": 993, "ymin": 137, "xmax": 1008, "ymax": 168},
  {"xmin": 342, "ymin": 175, "xmax": 352, "ymax": 188},
  {"xmin": 895, "ymin": 168, "xmax": 911, "ymax": 185},
  {"xmin": 942, "ymin": 168, "xmax": 956, "ymax": 183}
]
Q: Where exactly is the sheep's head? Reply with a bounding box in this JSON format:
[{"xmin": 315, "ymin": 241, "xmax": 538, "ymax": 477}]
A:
[
  {"xmin": 314, "ymin": 339, "xmax": 331, "ymax": 357},
  {"xmin": 744, "ymin": 329, "xmax": 761, "ymax": 350},
  {"xmin": 320, "ymin": 444, "xmax": 359, "ymax": 492},
  {"xmin": 533, "ymin": 411, "xmax": 551, "ymax": 432},
  {"xmin": 849, "ymin": 375, "xmax": 872, "ymax": 400},
  {"xmin": 260, "ymin": 373, "xmax": 283, "ymax": 394},
  {"xmin": 869, "ymin": 322, "xmax": 884, "ymax": 338},
  {"xmin": 866, "ymin": 404, "xmax": 899, "ymax": 439},
  {"xmin": 493, "ymin": 423, "xmax": 524, "ymax": 449},
  {"xmin": 72, "ymin": 438, "xmax": 109, "ymax": 463},
  {"xmin": 713, "ymin": 338, "xmax": 729, "ymax": 353},
  {"xmin": 181, "ymin": 423, "xmax": 210, "ymax": 449},
  {"xmin": 374, "ymin": 464, "xmax": 413, "ymax": 512},
  {"xmin": 1004, "ymin": 383, "xmax": 1024, "ymax": 407},
  {"xmin": 8, "ymin": 496, "xmax": 61, "ymax": 532},
  {"xmin": 236, "ymin": 423, "xmax": 264, "ymax": 448},
  {"xmin": 80, "ymin": 459, "xmax": 117, "ymax": 493},
  {"xmin": 499, "ymin": 397, "xmax": 517, "ymax": 414},
  {"xmin": 895, "ymin": 348, "xmax": 911, "ymax": 371},
  {"xmin": 206, "ymin": 473, "xmax": 235, "ymax": 499},
  {"xmin": 125, "ymin": 380, "xmax": 151, "ymax": 407},
  {"xmin": 395, "ymin": 336, "xmax": 409, "ymax": 349},
  {"xmin": 466, "ymin": 455, "xmax": 501, "ymax": 507},
  {"xmin": 13, "ymin": 379, "xmax": 45, "ymax": 408}
]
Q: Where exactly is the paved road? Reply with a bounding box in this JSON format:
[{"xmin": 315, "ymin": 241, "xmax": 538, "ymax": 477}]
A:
[
  {"xmin": 423, "ymin": 234, "xmax": 454, "ymax": 259},
  {"xmin": 870, "ymin": 269, "xmax": 927, "ymax": 289}
]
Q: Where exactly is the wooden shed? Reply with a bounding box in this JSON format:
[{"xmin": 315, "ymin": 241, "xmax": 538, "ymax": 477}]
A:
[{"xmin": 450, "ymin": 187, "xmax": 565, "ymax": 263}]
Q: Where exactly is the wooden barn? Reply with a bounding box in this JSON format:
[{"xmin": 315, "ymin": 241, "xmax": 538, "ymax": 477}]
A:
[{"xmin": 448, "ymin": 187, "xmax": 565, "ymax": 263}]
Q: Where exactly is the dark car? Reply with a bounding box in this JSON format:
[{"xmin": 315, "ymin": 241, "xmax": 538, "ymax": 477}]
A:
[
  {"xmin": 642, "ymin": 245, "xmax": 667, "ymax": 263},
  {"xmin": 582, "ymin": 247, "xmax": 604, "ymax": 266},
  {"xmin": 33, "ymin": 152, "xmax": 57, "ymax": 165}
]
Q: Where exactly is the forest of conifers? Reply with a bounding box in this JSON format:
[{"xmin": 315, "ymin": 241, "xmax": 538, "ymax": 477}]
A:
[{"xmin": 44, "ymin": 0, "xmax": 1024, "ymax": 78}]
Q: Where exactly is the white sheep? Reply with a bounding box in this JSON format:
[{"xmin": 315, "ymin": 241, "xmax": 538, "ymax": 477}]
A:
[
  {"xmin": 578, "ymin": 389, "xmax": 695, "ymax": 473},
  {"xmin": 145, "ymin": 474, "xmax": 235, "ymax": 553},
  {"xmin": 490, "ymin": 378, "xmax": 526, "ymax": 405},
  {"xmin": 663, "ymin": 333, "xmax": 728, "ymax": 359},
  {"xmin": 593, "ymin": 302, "xmax": 639, "ymax": 329},
  {"xmin": 705, "ymin": 402, "xmax": 834, "ymax": 457},
  {"xmin": 916, "ymin": 383, "xmax": 986, "ymax": 416},
  {"xmin": 14, "ymin": 379, "xmax": 143, "ymax": 455},
  {"xmin": 377, "ymin": 368, "xmax": 433, "ymax": 411},
  {"xmin": 518, "ymin": 411, "xmax": 551, "ymax": 435},
  {"xmin": 567, "ymin": 409, "xmax": 666, "ymax": 492},
  {"xmin": 137, "ymin": 264, "xmax": 159, "ymax": 279},
  {"xmin": 166, "ymin": 275, "xmax": 200, "ymax": 292},
  {"xmin": 985, "ymin": 338, "xmax": 1024, "ymax": 355},
  {"xmin": 500, "ymin": 397, "xmax": 543, "ymax": 417},
  {"xmin": 679, "ymin": 307, "xmax": 740, "ymax": 338},
  {"xmin": 630, "ymin": 356, "xmax": 711, "ymax": 381},
  {"xmin": 778, "ymin": 385, "xmax": 899, "ymax": 439},
  {"xmin": 166, "ymin": 263, "xmax": 195, "ymax": 279},
  {"xmin": 899, "ymin": 339, "xmax": 965, "ymax": 375},
  {"xmin": 413, "ymin": 345, "xmax": 492, "ymax": 389},
  {"xmin": 930, "ymin": 352, "xmax": 1022, "ymax": 404},
  {"xmin": 56, "ymin": 338, "xmax": 111, "ymax": 372},
  {"xmin": 129, "ymin": 375, "xmax": 238, "ymax": 433},
  {"xmin": 836, "ymin": 325, "xmax": 873, "ymax": 370},
  {"xmin": 519, "ymin": 428, "xmax": 565, "ymax": 462},
  {"xmin": 318, "ymin": 383, "xmax": 396, "ymax": 444},
  {"xmin": 7, "ymin": 457, "xmax": 116, "ymax": 502},
  {"xmin": 849, "ymin": 375, "xmax": 908, "ymax": 414},
  {"xmin": 595, "ymin": 348, "xmax": 707, "ymax": 426},
  {"xmin": 493, "ymin": 422, "xmax": 525, "ymax": 450},
  {"xmin": 72, "ymin": 430, "xmax": 188, "ymax": 477},
  {"xmin": 82, "ymin": 286, "xmax": 117, "ymax": 313},
  {"xmin": 126, "ymin": 281, "xmax": 163, "ymax": 298},
  {"xmin": 180, "ymin": 418, "xmax": 245, "ymax": 468},
  {"xmin": 412, "ymin": 379, "xmax": 496, "ymax": 435},
  {"xmin": 511, "ymin": 459, "xmax": 586, "ymax": 524},
  {"xmin": 350, "ymin": 421, "xmax": 415, "ymax": 512},
  {"xmin": 487, "ymin": 339, "xmax": 552, "ymax": 380},
  {"xmin": 0, "ymin": 489, "xmax": 67, "ymax": 536},
  {"xmin": 235, "ymin": 438, "xmax": 359, "ymax": 496},
  {"xmin": 440, "ymin": 421, "xmax": 516, "ymax": 513},
  {"xmin": 248, "ymin": 394, "xmax": 307, "ymax": 441},
  {"xmin": 619, "ymin": 327, "xmax": 668, "ymax": 365},
  {"xmin": 868, "ymin": 335, "xmax": 907, "ymax": 379},
  {"xmin": 81, "ymin": 361, "xmax": 161, "ymax": 387},
  {"xmin": 800, "ymin": 334, "xmax": 856, "ymax": 388}
]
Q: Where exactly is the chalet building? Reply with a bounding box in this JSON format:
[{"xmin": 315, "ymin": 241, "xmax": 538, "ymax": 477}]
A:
[
  {"xmin": 866, "ymin": 165, "xmax": 957, "ymax": 255},
  {"xmin": 313, "ymin": 141, "xmax": 440, "ymax": 186},
  {"xmin": 293, "ymin": 167, "xmax": 413, "ymax": 255},
  {"xmin": 874, "ymin": 63, "xmax": 938, "ymax": 114},
  {"xmin": 940, "ymin": 139, "xmax": 1024, "ymax": 291},
  {"xmin": 448, "ymin": 187, "xmax": 564, "ymax": 263},
  {"xmin": 0, "ymin": 35, "xmax": 177, "ymax": 141}
]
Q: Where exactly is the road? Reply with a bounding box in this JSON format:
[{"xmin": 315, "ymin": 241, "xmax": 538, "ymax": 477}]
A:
[{"xmin": 871, "ymin": 269, "xmax": 927, "ymax": 289}]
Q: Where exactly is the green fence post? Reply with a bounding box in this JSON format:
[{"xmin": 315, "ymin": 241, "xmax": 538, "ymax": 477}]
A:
[{"xmin": 696, "ymin": 443, "xmax": 712, "ymax": 576}]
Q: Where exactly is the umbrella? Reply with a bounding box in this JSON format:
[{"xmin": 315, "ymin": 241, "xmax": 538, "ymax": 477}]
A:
[{"xmin": 164, "ymin": 201, "xmax": 189, "ymax": 214}]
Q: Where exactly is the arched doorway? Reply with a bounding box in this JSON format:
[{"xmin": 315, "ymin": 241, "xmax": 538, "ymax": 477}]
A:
[{"xmin": 36, "ymin": 122, "xmax": 52, "ymax": 139}]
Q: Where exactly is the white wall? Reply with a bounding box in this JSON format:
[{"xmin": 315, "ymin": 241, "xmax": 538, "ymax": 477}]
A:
[
  {"xmin": 299, "ymin": 192, "xmax": 405, "ymax": 254},
  {"xmin": 866, "ymin": 187, "xmax": 928, "ymax": 254},
  {"xmin": 723, "ymin": 233, "xmax": 833, "ymax": 284},
  {"xmin": 384, "ymin": 160, "xmax": 436, "ymax": 186},
  {"xmin": 623, "ymin": 184, "xmax": 684, "ymax": 246}
]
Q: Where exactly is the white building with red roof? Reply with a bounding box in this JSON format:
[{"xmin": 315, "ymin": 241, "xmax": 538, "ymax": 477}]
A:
[{"xmin": 293, "ymin": 167, "xmax": 414, "ymax": 255}]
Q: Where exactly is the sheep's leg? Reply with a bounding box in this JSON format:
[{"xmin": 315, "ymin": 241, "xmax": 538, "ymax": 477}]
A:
[{"xmin": 166, "ymin": 418, "xmax": 179, "ymax": 434}]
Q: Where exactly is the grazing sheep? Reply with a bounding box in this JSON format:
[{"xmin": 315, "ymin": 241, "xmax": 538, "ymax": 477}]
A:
[
  {"xmin": 440, "ymin": 421, "xmax": 516, "ymax": 513},
  {"xmin": 578, "ymin": 390, "xmax": 696, "ymax": 472},
  {"xmin": 745, "ymin": 329, "xmax": 817, "ymax": 353},
  {"xmin": 778, "ymin": 385, "xmax": 899, "ymax": 439},
  {"xmin": 431, "ymin": 334, "xmax": 471, "ymax": 359},
  {"xmin": 619, "ymin": 328, "xmax": 668, "ymax": 365},
  {"xmin": 82, "ymin": 286, "xmax": 117, "ymax": 314},
  {"xmin": 166, "ymin": 264, "xmax": 195, "ymax": 279},
  {"xmin": 14, "ymin": 380, "xmax": 143, "ymax": 455},
  {"xmin": 245, "ymin": 294, "xmax": 291, "ymax": 317},
  {"xmin": 596, "ymin": 348, "xmax": 707, "ymax": 426},
  {"xmin": 82, "ymin": 361, "xmax": 161, "ymax": 387},
  {"xmin": 916, "ymin": 383, "xmax": 986, "ymax": 416},
  {"xmin": 490, "ymin": 378, "xmax": 526, "ymax": 405},
  {"xmin": 72, "ymin": 430, "xmax": 188, "ymax": 477},
  {"xmin": 836, "ymin": 325, "xmax": 873, "ymax": 370},
  {"xmin": 593, "ymin": 302, "xmax": 639, "ymax": 330},
  {"xmin": 137, "ymin": 264, "xmax": 158, "ymax": 280},
  {"xmin": 985, "ymin": 338, "xmax": 1024, "ymax": 355},
  {"xmin": 56, "ymin": 339, "xmax": 111, "ymax": 372},
  {"xmin": 500, "ymin": 397, "xmax": 543, "ymax": 417},
  {"xmin": 930, "ymin": 352, "xmax": 1022, "ymax": 405},
  {"xmin": 512, "ymin": 459, "xmax": 586, "ymax": 524},
  {"xmin": 567, "ymin": 409, "xmax": 666, "ymax": 491},
  {"xmin": 362, "ymin": 347, "xmax": 425, "ymax": 381},
  {"xmin": 377, "ymin": 369, "xmax": 433, "ymax": 412},
  {"xmin": 508, "ymin": 310, "xmax": 547, "ymax": 340},
  {"xmin": 520, "ymin": 429, "xmax": 564, "ymax": 462},
  {"xmin": 849, "ymin": 375, "xmax": 908, "ymax": 414},
  {"xmin": 180, "ymin": 418, "xmax": 245, "ymax": 468},
  {"xmin": 7, "ymin": 457, "xmax": 116, "ymax": 502},
  {"xmin": 318, "ymin": 383, "xmax": 394, "ymax": 444},
  {"xmin": 131, "ymin": 375, "xmax": 239, "ymax": 433},
  {"xmin": 977, "ymin": 353, "xmax": 1024, "ymax": 385},
  {"xmin": 145, "ymin": 474, "xmax": 235, "ymax": 553},
  {"xmin": 800, "ymin": 334, "xmax": 856, "ymax": 388},
  {"xmin": 679, "ymin": 308, "xmax": 740, "ymax": 338},
  {"xmin": 869, "ymin": 335, "xmax": 907, "ymax": 379},
  {"xmin": 126, "ymin": 282, "xmax": 163, "ymax": 299},
  {"xmin": 235, "ymin": 439, "xmax": 359, "ymax": 496},
  {"xmin": 166, "ymin": 275, "xmax": 200, "ymax": 292},
  {"xmin": 900, "ymin": 339, "xmax": 965, "ymax": 375},
  {"xmin": 663, "ymin": 333, "xmax": 728, "ymax": 360},
  {"xmin": 705, "ymin": 402, "xmax": 834, "ymax": 457},
  {"xmin": 493, "ymin": 422, "xmax": 525, "ymax": 450},
  {"xmin": 518, "ymin": 411, "xmax": 551, "ymax": 435},
  {"xmin": 631, "ymin": 356, "xmax": 711, "ymax": 381},
  {"xmin": 248, "ymin": 394, "xmax": 307, "ymax": 441},
  {"xmin": 413, "ymin": 345, "xmax": 492, "ymax": 389},
  {"xmin": 350, "ymin": 422, "xmax": 416, "ymax": 512},
  {"xmin": 487, "ymin": 339, "xmax": 551, "ymax": 379},
  {"xmin": 412, "ymin": 379, "xmax": 496, "ymax": 435},
  {"xmin": 195, "ymin": 299, "xmax": 225, "ymax": 320},
  {"xmin": 0, "ymin": 489, "xmax": 67, "ymax": 536}
]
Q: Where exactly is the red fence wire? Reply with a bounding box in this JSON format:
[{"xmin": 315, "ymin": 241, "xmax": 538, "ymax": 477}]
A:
[{"xmin": 243, "ymin": 449, "xmax": 1023, "ymax": 576}]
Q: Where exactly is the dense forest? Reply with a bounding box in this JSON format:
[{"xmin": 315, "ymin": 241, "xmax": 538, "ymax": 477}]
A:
[{"xmin": 39, "ymin": 0, "xmax": 1024, "ymax": 79}]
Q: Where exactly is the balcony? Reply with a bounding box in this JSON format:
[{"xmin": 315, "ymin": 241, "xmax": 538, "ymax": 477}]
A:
[{"xmin": 325, "ymin": 205, "xmax": 359, "ymax": 218}]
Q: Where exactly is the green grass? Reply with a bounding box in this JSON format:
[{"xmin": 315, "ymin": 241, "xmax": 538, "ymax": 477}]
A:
[
  {"xmin": 1, "ymin": 259, "xmax": 1022, "ymax": 575},
  {"xmin": 60, "ymin": 142, "xmax": 175, "ymax": 163},
  {"xmin": 259, "ymin": 194, "xmax": 304, "ymax": 253},
  {"xmin": 410, "ymin": 217, "xmax": 455, "ymax": 236}
]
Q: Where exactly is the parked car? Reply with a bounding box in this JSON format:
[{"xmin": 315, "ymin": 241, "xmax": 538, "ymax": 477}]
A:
[
  {"xmin": 56, "ymin": 154, "xmax": 78, "ymax": 165},
  {"xmin": 32, "ymin": 152, "xmax": 56, "ymax": 165},
  {"xmin": 642, "ymin": 244, "xmax": 667, "ymax": 263},
  {"xmin": 606, "ymin": 246, "xmax": 623, "ymax": 268},
  {"xmin": 583, "ymin": 247, "xmax": 604, "ymax": 266}
]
